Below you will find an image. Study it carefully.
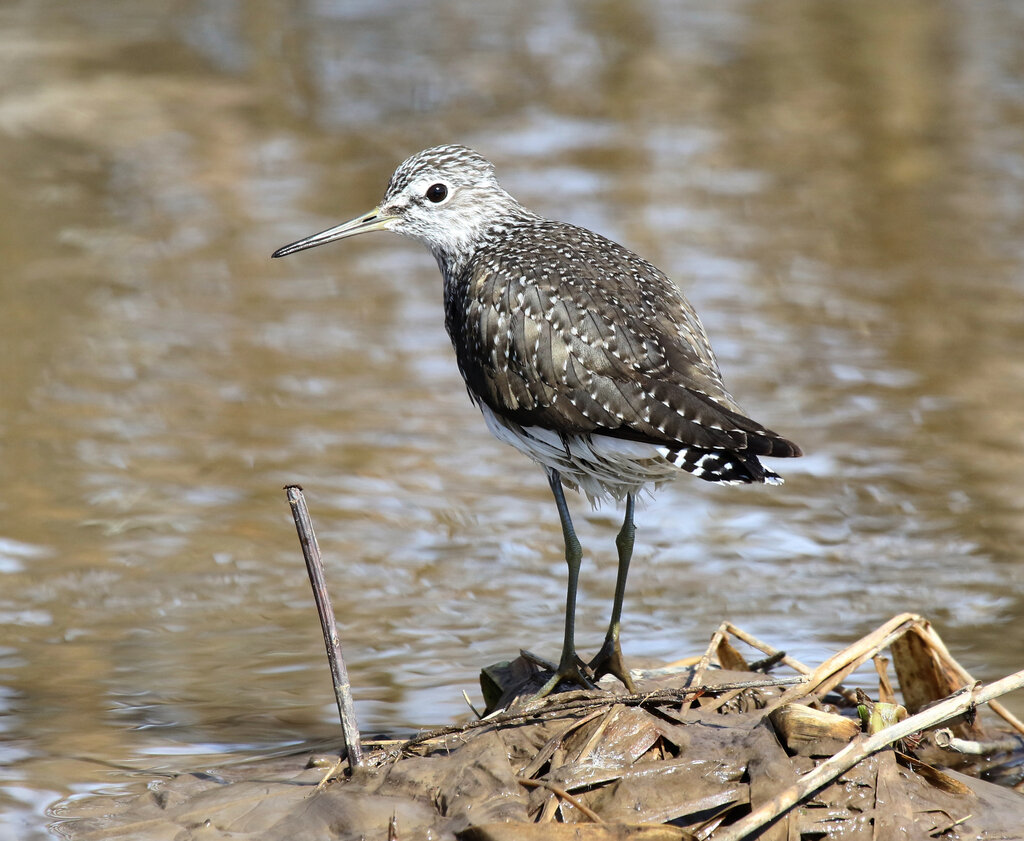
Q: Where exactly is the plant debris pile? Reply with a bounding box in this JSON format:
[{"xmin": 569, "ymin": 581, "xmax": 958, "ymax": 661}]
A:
[{"xmin": 57, "ymin": 615, "xmax": 1024, "ymax": 841}]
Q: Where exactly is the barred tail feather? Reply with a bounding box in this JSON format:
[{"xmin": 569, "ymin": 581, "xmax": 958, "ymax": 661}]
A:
[{"xmin": 657, "ymin": 445, "xmax": 782, "ymax": 485}]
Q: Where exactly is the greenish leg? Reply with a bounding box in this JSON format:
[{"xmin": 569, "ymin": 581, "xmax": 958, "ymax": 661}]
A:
[
  {"xmin": 535, "ymin": 470, "xmax": 596, "ymax": 698},
  {"xmin": 589, "ymin": 493, "xmax": 638, "ymax": 693}
]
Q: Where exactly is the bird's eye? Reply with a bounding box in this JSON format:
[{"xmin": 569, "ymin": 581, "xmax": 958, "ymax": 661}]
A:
[{"xmin": 426, "ymin": 183, "xmax": 448, "ymax": 203}]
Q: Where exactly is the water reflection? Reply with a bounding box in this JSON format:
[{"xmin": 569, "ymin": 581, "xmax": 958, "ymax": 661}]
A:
[{"xmin": 1, "ymin": 1, "xmax": 1023, "ymax": 837}]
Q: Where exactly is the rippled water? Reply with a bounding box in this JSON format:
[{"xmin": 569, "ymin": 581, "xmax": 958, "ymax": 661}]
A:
[{"xmin": 2, "ymin": 1, "xmax": 1024, "ymax": 837}]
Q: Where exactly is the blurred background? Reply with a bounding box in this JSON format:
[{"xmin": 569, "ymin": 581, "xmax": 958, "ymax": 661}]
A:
[{"xmin": 1, "ymin": 0, "xmax": 1023, "ymax": 836}]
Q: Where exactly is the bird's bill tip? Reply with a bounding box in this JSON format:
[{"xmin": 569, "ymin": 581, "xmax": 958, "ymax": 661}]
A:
[{"xmin": 271, "ymin": 208, "xmax": 394, "ymax": 258}]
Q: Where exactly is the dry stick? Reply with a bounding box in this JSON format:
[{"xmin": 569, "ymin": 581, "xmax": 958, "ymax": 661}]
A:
[
  {"xmin": 397, "ymin": 676, "xmax": 808, "ymax": 754},
  {"xmin": 803, "ymin": 612, "xmax": 921, "ymax": 699},
  {"xmin": 712, "ymin": 667, "xmax": 1024, "ymax": 841},
  {"xmin": 697, "ymin": 686, "xmax": 751, "ymax": 715},
  {"xmin": 934, "ymin": 728, "xmax": 1024, "ymax": 755},
  {"xmin": 721, "ymin": 623, "xmax": 813, "ymax": 676},
  {"xmin": 285, "ymin": 485, "xmax": 363, "ymax": 770},
  {"xmin": 676, "ymin": 623, "xmax": 731, "ymax": 722},
  {"xmin": 689, "ymin": 622, "xmax": 730, "ymax": 691},
  {"xmin": 766, "ymin": 612, "xmax": 922, "ymax": 712},
  {"xmin": 517, "ymin": 778, "xmax": 606, "ymax": 824}
]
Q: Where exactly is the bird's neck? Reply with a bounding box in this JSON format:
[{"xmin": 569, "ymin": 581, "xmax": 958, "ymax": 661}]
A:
[
  {"xmin": 422, "ymin": 186, "xmax": 533, "ymax": 272},
  {"xmin": 431, "ymin": 211, "xmax": 536, "ymax": 280}
]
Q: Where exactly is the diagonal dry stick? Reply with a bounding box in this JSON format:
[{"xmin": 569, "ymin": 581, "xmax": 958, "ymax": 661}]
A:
[
  {"xmin": 721, "ymin": 623, "xmax": 813, "ymax": 675},
  {"xmin": 767, "ymin": 613, "xmax": 923, "ymax": 711},
  {"xmin": 689, "ymin": 622, "xmax": 730, "ymax": 691},
  {"xmin": 517, "ymin": 777, "xmax": 606, "ymax": 824},
  {"xmin": 712, "ymin": 668, "xmax": 1024, "ymax": 841}
]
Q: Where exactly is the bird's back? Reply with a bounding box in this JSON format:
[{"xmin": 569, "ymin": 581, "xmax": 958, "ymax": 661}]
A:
[{"xmin": 442, "ymin": 218, "xmax": 800, "ymax": 497}]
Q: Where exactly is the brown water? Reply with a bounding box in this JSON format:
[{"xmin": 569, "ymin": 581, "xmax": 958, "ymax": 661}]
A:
[{"xmin": 2, "ymin": 1, "xmax": 1024, "ymax": 837}]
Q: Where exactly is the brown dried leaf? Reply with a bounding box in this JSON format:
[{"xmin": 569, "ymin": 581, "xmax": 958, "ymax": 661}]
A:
[
  {"xmin": 716, "ymin": 637, "xmax": 750, "ymax": 672},
  {"xmin": 587, "ymin": 707, "xmax": 662, "ymax": 767},
  {"xmin": 890, "ymin": 627, "xmax": 980, "ymax": 743},
  {"xmin": 895, "ymin": 751, "xmax": 973, "ymax": 796}
]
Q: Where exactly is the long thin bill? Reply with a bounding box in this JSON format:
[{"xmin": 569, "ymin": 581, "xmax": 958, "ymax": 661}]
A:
[{"xmin": 271, "ymin": 208, "xmax": 394, "ymax": 258}]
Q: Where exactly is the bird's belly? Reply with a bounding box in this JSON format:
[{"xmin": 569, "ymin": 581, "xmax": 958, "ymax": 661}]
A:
[{"xmin": 476, "ymin": 403, "xmax": 678, "ymax": 504}]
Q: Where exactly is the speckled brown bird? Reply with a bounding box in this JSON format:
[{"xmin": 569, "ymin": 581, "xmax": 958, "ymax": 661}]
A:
[{"xmin": 273, "ymin": 145, "xmax": 802, "ymax": 697}]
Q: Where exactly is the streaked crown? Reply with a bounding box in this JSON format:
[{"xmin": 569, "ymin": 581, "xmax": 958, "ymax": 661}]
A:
[{"xmin": 385, "ymin": 144, "xmax": 497, "ymax": 197}]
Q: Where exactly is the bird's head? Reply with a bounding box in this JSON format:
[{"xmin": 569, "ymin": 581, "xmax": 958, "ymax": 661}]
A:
[{"xmin": 272, "ymin": 145, "xmax": 526, "ymax": 263}]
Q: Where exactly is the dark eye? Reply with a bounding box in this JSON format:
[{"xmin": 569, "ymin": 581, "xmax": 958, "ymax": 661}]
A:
[{"xmin": 426, "ymin": 183, "xmax": 448, "ymax": 203}]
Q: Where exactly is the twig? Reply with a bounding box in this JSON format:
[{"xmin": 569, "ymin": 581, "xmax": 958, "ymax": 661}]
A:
[
  {"xmin": 462, "ymin": 689, "xmax": 484, "ymax": 720},
  {"xmin": 720, "ymin": 623, "xmax": 813, "ymax": 676},
  {"xmin": 712, "ymin": 668, "xmax": 1024, "ymax": 841},
  {"xmin": 688, "ymin": 622, "xmax": 729, "ymax": 694},
  {"xmin": 517, "ymin": 777, "xmax": 606, "ymax": 823},
  {"xmin": 285, "ymin": 485, "xmax": 363, "ymax": 770},
  {"xmin": 698, "ymin": 686, "xmax": 750, "ymax": 715},
  {"xmin": 397, "ymin": 676, "xmax": 808, "ymax": 753},
  {"xmin": 934, "ymin": 728, "xmax": 1024, "ymax": 755},
  {"xmin": 747, "ymin": 651, "xmax": 787, "ymax": 673}
]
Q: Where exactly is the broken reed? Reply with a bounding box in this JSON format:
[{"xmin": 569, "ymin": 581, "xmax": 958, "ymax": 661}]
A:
[{"xmin": 285, "ymin": 484, "xmax": 364, "ymax": 769}]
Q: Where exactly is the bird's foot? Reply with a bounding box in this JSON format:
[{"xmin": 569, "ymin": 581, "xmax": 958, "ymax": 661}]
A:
[
  {"xmin": 589, "ymin": 636, "xmax": 637, "ymax": 694},
  {"xmin": 532, "ymin": 653, "xmax": 596, "ymax": 699}
]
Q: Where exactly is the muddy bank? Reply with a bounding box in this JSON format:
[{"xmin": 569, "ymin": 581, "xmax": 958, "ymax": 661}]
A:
[{"xmin": 55, "ymin": 615, "xmax": 1024, "ymax": 840}]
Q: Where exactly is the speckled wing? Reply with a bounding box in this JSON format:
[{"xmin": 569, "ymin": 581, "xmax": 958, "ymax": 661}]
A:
[{"xmin": 455, "ymin": 221, "xmax": 800, "ymax": 463}]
